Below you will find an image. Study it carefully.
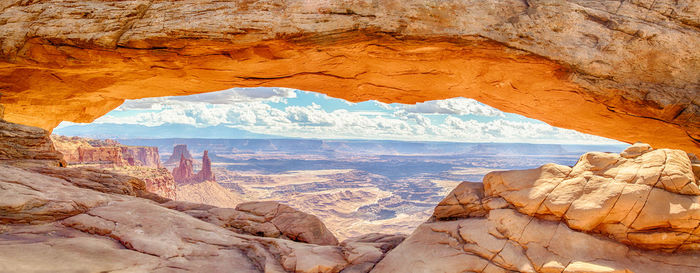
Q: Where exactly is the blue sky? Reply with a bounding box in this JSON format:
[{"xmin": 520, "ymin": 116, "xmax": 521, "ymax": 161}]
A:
[{"xmin": 55, "ymin": 88, "xmax": 624, "ymax": 145}]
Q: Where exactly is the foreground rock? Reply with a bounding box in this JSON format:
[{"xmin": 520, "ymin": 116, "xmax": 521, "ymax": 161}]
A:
[
  {"xmin": 0, "ymin": 0, "xmax": 698, "ymax": 152},
  {"xmin": 376, "ymin": 144, "xmax": 700, "ymax": 272},
  {"xmin": 0, "ymin": 158, "xmax": 397, "ymax": 273},
  {"xmin": 163, "ymin": 200, "xmax": 340, "ymax": 246},
  {"xmin": 0, "ymin": 120, "xmax": 64, "ymax": 166}
]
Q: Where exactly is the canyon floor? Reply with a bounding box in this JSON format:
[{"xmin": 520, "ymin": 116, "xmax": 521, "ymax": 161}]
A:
[{"xmin": 129, "ymin": 138, "xmax": 624, "ymax": 239}]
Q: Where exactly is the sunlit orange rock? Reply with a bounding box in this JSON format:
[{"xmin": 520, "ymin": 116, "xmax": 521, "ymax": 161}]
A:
[{"xmin": 0, "ymin": 0, "xmax": 697, "ymax": 152}]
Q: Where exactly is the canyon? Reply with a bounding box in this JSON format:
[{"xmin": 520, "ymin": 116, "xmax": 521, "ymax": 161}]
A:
[
  {"xmin": 51, "ymin": 135, "xmax": 176, "ymax": 199},
  {"xmin": 0, "ymin": 0, "xmax": 699, "ymax": 272}
]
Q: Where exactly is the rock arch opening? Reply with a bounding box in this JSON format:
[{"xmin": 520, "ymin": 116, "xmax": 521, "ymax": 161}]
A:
[{"xmin": 50, "ymin": 87, "xmax": 628, "ymax": 239}]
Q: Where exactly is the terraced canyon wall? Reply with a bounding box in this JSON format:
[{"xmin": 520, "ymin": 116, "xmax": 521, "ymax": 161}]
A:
[{"xmin": 0, "ymin": 0, "xmax": 698, "ymax": 152}]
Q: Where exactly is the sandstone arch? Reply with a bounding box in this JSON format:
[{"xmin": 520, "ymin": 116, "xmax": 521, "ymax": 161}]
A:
[{"xmin": 0, "ymin": 0, "xmax": 698, "ymax": 152}]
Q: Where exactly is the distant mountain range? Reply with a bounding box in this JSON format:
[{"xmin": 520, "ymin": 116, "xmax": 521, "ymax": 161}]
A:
[
  {"xmin": 54, "ymin": 123, "xmax": 280, "ymax": 139},
  {"xmin": 55, "ymin": 123, "xmax": 627, "ymax": 158},
  {"xmin": 115, "ymin": 138, "xmax": 628, "ymax": 159}
]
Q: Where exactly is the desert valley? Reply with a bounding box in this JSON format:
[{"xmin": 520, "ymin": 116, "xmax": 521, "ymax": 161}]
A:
[
  {"xmin": 1, "ymin": 1, "xmax": 699, "ymax": 272},
  {"xmin": 53, "ymin": 136, "xmax": 626, "ymax": 239}
]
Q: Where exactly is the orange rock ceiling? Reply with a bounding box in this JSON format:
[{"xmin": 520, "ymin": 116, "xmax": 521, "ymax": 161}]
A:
[{"xmin": 0, "ymin": 0, "xmax": 697, "ymax": 152}]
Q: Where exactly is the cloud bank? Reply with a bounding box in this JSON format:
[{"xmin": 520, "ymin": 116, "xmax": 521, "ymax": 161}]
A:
[{"xmin": 64, "ymin": 88, "xmax": 622, "ymax": 145}]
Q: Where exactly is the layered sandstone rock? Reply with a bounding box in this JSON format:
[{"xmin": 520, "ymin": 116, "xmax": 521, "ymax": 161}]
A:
[
  {"xmin": 0, "ymin": 151, "xmax": 390, "ymax": 273},
  {"xmin": 50, "ymin": 135, "xmax": 174, "ymax": 198},
  {"xmin": 175, "ymin": 179, "xmax": 243, "ymax": 208},
  {"xmin": 114, "ymin": 166, "xmax": 177, "ymax": 199},
  {"xmin": 52, "ymin": 135, "xmax": 161, "ymax": 167},
  {"xmin": 165, "ymin": 144, "xmax": 194, "ymax": 165},
  {"xmin": 192, "ymin": 150, "xmax": 215, "ymax": 182},
  {"xmin": 121, "ymin": 146, "xmax": 162, "ymax": 168},
  {"xmin": 162, "ymin": 200, "xmax": 339, "ymax": 246},
  {"xmin": 0, "ymin": 120, "xmax": 64, "ymax": 166},
  {"xmin": 172, "ymin": 154, "xmax": 195, "ymax": 183},
  {"xmin": 172, "ymin": 148, "xmax": 216, "ymax": 184},
  {"xmin": 377, "ymin": 143, "xmax": 700, "ymax": 272},
  {"xmin": 0, "ymin": 0, "xmax": 697, "ymax": 152}
]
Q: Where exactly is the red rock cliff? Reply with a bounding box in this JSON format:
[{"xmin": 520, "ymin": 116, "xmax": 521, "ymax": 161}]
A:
[
  {"xmin": 52, "ymin": 135, "xmax": 161, "ymax": 168},
  {"xmin": 121, "ymin": 146, "xmax": 162, "ymax": 168},
  {"xmin": 172, "ymin": 154, "xmax": 194, "ymax": 184}
]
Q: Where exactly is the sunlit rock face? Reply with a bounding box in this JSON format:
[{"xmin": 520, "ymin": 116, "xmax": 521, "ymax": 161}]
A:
[
  {"xmin": 50, "ymin": 135, "xmax": 176, "ymax": 198},
  {"xmin": 0, "ymin": 0, "xmax": 697, "ymax": 152},
  {"xmin": 377, "ymin": 144, "xmax": 700, "ymax": 273},
  {"xmin": 0, "ymin": 119, "xmax": 399, "ymax": 273}
]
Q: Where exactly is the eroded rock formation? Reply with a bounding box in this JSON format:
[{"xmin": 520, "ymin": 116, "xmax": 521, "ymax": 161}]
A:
[
  {"xmin": 51, "ymin": 135, "xmax": 175, "ymax": 198},
  {"xmin": 165, "ymin": 144, "xmax": 194, "ymax": 165},
  {"xmin": 173, "ymin": 148, "xmax": 216, "ymax": 184},
  {"xmin": 376, "ymin": 144, "xmax": 700, "ymax": 272},
  {"xmin": 52, "ymin": 135, "xmax": 162, "ymax": 168},
  {"xmin": 163, "ymin": 200, "xmax": 340, "ymax": 246},
  {"xmin": 0, "ymin": 0, "xmax": 697, "ymax": 152},
  {"xmin": 0, "ymin": 119, "xmax": 399, "ymax": 273},
  {"xmin": 172, "ymin": 154, "xmax": 195, "ymax": 183}
]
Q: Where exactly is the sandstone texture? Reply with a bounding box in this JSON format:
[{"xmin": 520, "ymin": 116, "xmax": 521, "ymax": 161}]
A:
[
  {"xmin": 163, "ymin": 200, "xmax": 340, "ymax": 246},
  {"xmin": 0, "ymin": 0, "xmax": 697, "ymax": 152},
  {"xmin": 376, "ymin": 143, "xmax": 700, "ymax": 272},
  {"xmin": 0, "ymin": 165, "xmax": 393, "ymax": 273},
  {"xmin": 0, "ymin": 120, "xmax": 399, "ymax": 273},
  {"xmin": 114, "ymin": 166, "xmax": 177, "ymax": 199},
  {"xmin": 175, "ymin": 179, "xmax": 244, "ymax": 208},
  {"xmin": 0, "ymin": 120, "xmax": 64, "ymax": 166}
]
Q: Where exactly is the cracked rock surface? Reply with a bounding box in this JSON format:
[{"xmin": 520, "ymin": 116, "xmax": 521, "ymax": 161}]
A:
[
  {"xmin": 380, "ymin": 143, "xmax": 700, "ymax": 272},
  {"xmin": 162, "ymin": 199, "xmax": 340, "ymax": 246},
  {"xmin": 0, "ymin": 162, "xmax": 399, "ymax": 273}
]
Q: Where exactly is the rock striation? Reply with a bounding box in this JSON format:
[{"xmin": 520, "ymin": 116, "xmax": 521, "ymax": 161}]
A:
[
  {"xmin": 376, "ymin": 143, "xmax": 700, "ymax": 272},
  {"xmin": 50, "ymin": 135, "xmax": 174, "ymax": 198},
  {"xmin": 0, "ymin": 119, "xmax": 64, "ymax": 166},
  {"xmin": 0, "ymin": 0, "xmax": 697, "ymax": 152},
  {"xmin": 52, "ymin": 135, "xmax": 162, "ymax": 168}
]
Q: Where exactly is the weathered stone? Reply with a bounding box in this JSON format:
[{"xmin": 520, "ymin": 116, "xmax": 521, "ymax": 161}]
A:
[
  {"xmin": 0, "ymin": 1, "xmax": 697, "ymax": 152},
  {"xmin": 373, "ymin": 208, "xmax": 700, "ymax": 273},
  {"xmin": 236, "ymin": 201, "xmax": 340, "ymax": 246},
  {"xmin": 0, "ymin": 120, "xmax": 64, "ymax": 166}
]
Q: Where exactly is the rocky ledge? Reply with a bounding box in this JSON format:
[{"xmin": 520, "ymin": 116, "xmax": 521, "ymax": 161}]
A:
[{"xmin": 375, "ymin": 143, "xmax": 700, "ymax": 272}]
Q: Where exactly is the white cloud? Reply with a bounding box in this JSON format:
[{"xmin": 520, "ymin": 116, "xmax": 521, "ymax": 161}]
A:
[
  {"xmin": 90, "ymin": 89, "xmax": 622, "ymax": 145},
  {"xmin": 115, "ymin": 88, "xmax": 296, "ymax": 111},
  {"xmin": 399, "ymin": 98, "xmax": 505, "ymax": 117}
]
